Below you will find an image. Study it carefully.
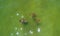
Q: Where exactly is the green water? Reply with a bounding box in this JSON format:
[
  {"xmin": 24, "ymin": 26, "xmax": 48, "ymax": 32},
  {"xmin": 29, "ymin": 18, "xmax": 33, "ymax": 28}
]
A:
[{"xmin": 0, "ymin": 0, "xmax": 60, "ymax": 36}]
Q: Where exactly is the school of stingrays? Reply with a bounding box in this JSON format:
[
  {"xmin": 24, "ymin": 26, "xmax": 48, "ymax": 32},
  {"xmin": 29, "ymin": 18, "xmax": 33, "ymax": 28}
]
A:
[{"xmin": 10, "ymin": 12, "xmax": 41, "ymax": 36}]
